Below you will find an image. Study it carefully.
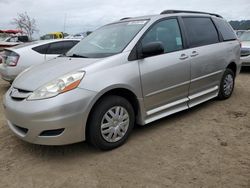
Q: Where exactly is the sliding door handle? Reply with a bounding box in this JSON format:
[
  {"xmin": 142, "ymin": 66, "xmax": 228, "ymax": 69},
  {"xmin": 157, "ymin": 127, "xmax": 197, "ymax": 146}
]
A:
[{"xmin": 190, "ymin": 51, "xmax": 199, "ymax": 57}]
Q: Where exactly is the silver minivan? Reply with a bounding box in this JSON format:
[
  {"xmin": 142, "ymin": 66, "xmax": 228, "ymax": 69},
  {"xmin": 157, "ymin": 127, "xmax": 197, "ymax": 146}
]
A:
[{"xmin": 3, "ymin": 10, "xmax": 241, "ymax": 150}]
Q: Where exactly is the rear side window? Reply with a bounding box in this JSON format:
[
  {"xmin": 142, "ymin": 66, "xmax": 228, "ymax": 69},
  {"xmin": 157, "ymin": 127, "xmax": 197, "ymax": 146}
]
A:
[
  {"xmin": 32, "ymin": 44, "xmax": 49, "ymax": 54},
  {"xmin": 46, "ymin": 41, "xmax": 77, "ymax": 54},
  {"xmin": 213, "ymin": 18, "xmax": 237, "ymax": 41},
  {"xmin": 183, "ymin": 17, "xmax": 219, "ymax": 48}
]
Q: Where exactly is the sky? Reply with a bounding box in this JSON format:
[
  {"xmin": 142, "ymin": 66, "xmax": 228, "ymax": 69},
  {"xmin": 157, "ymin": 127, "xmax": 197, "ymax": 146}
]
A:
[{"xmin": 0, "ymin": 0, "xmax": 250, "ymax": 38}]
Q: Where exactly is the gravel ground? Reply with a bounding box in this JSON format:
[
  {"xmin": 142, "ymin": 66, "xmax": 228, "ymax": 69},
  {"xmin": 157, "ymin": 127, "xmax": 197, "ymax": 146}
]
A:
[{"xmin": 0, "ymin": 68, "xmax": 249, "ymax": 188}]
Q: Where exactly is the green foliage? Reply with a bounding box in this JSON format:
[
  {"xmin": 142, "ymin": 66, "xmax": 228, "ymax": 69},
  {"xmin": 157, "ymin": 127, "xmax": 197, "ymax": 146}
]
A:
[{"xmin": 229, "ymin": 20, "xmax": 250, "ymax": 30}]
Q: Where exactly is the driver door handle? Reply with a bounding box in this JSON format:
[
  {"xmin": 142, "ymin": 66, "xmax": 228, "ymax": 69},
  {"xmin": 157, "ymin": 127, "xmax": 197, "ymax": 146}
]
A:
[{"xmin": 179, "ymin": 54, "xmax": 189, "ymax": 60}]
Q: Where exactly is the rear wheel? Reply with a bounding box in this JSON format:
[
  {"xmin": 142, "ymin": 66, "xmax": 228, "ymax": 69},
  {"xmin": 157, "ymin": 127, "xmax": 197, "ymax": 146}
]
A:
[
  {"xmin": 87, "ymin": 95, "xmax": 135, "ymax": 150},
  {"xmin": 218, "ymin": 68, "xmax": 235, "ymax": 100}
]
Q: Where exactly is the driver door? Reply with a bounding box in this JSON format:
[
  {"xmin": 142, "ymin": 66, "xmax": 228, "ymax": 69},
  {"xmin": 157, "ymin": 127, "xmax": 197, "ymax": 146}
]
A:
[{"xmin": 138, "ymin": 18, "xmax": 191, "ymax": 122}]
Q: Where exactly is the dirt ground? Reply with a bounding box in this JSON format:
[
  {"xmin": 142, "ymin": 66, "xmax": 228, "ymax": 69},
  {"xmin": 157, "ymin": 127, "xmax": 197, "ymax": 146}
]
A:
[{"xmin": 0, "ymin": 69, "xmax": 249, "ymax": 188}]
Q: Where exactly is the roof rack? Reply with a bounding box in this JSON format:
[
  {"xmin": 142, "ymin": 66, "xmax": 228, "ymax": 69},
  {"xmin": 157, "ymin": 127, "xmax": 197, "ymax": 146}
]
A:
[
  {"xmin": 120, "ymin": 17, "xmax": 132, "ymax": 21},
  {"xmin": 160, "ymin": 10, "xmax": 223, "ymax": 18}
]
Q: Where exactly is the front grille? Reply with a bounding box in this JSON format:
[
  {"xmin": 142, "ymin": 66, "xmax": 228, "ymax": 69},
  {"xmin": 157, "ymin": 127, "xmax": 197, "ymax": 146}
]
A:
[
  {"xmin": 11, "ymin": 97, "xmax": 25, "ymax": 101},
  {"xmin": 39, "ymin": 128, "xmax": 65, "ymax": 137},
  {"xmin": 10, "ymin": 87, "xmax": 32, "ymax": 100}
]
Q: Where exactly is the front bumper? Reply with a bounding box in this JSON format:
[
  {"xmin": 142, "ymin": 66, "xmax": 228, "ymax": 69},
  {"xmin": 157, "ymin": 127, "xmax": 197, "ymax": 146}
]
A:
[
  {"xmin": 3, "ymin": 87, "xmax": 97, "ymax": 145},
  {"xmin": 240, "ymin": 55, "xmax": 250, "ymax": 66},
  {"xmin": 0, "ymin": 64, "xmax": 19, "ymax": 82}
]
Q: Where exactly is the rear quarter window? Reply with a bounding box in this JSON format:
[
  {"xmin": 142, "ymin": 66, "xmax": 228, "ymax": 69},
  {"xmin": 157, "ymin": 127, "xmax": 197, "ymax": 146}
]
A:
[
  {"xmin": 32, "ymin": 44, "xmax": 49, "ymax": 54},
  {"xmin": 46, "ymin": 41, "xmax": 78, "ymax": 54},
  {"xmin": 182, "ymin": 17, "xmax": 219, "ymax": 48},
  {"xmin": 213, "ymin": 18, "xmax": 237, "ymax": 41},
  {"xmin": 73, "ymin": 41, "xmax": 79, "ymax": 45}
]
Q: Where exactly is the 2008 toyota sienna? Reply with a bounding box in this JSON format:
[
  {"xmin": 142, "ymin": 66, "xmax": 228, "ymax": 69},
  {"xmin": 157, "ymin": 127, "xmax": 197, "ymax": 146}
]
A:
[{"xmin": 3, "ymin": 10, "xmax": 241, "ymax": 150}]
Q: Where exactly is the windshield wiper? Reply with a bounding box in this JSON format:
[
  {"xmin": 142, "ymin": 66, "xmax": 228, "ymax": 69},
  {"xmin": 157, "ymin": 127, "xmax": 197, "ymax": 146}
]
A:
[{"xmin": 67, "ymin": 53, "xmax": 88, "ymax": 58}]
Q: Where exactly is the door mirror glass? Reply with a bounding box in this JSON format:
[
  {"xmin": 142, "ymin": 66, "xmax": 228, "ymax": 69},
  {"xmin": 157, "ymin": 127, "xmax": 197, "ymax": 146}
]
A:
[{"xmin": 141, "ymin": 42, "xmax": 164, "ymax": 58}]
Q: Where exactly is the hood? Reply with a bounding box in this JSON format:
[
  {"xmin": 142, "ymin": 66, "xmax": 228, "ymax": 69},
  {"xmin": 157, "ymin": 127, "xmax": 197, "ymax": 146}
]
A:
[
  {"xmin": 241, "ymin": 41, "xmax": 250, "ymax": 48},
  {"xmin": 13, "ymin": 57, "xmax": 100, "ymax": 91}
]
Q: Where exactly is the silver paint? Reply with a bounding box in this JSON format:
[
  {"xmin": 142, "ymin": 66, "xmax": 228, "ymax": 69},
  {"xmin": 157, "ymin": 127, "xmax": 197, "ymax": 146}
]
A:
[{"xmin": 3, "ymin": 13, "xmax": 241, "ymax": 145}]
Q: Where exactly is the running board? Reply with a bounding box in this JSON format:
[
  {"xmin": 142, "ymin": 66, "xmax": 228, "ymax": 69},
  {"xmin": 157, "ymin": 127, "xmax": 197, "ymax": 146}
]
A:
[
  {"xmin": 146, "ymin": 98, "xmax": 189, "ymax": 116},
  {"xmin": 145, "ymin": 98, "xmax": 189, "ymax": 124},
  {"xmin": 188, "ymin": 86, "xmax": 219, "ymax": 108},
  {"xmin": 144, "ymin": 86, "xmax": 219, "ymax": 125}
]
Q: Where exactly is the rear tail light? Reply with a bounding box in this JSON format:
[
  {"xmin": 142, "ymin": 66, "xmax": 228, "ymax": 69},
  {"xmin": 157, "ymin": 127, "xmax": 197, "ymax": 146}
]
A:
[
  {"xmin": 237, "ymin": 39, "xmax": 242, "ymax": 48},
  {"xmin": 0, "ymin": 52, "xmax": 4, "ymax": 64},
  {"xmin": 3, "ymin": 50, "xmax": 20, "ymax": 67},
  {"xmin": 6, "ymin": 55, "xmax": 19, "ymax": 66}
]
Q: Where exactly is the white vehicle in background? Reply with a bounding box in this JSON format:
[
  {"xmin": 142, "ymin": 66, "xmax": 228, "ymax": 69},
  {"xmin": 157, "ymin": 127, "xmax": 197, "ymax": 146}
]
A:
[
  {"xmin": 0, "ymin": 36, "xmax": 29, "ymax": 51},
  {"xmin": 0, "ymin": 39, "xmax": 80, "ymax": 82},
  {"xmin": 235, "ymin": 30, "xmax": 247, "ymax": 38},
  {"xmin": 0, "ymin": 30, "xmax": 29, "ymax": 51},
  {"xmin": 65, "ymin": 32, "xmax": 92, "ymax": 39},
  {"xmin": 239, "ymin": 31, "xmax": 250, "ymax": 66}
]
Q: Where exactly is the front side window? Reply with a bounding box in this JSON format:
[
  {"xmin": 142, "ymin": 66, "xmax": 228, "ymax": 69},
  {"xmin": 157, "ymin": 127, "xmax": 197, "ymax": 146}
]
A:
[
  {"xmin": 141, "ymin": 19, "xmax": 183, "ymax": 53},
  {"xmin": 183, "ymin": 17, "xmax": 219, "ymax": 48},
  {"xmin": 9, "ymin": 37, "xmax": 18, "ymax": 42},
  {"xmin": 66, "ymin": 20, "xmax": 148, "ymax": 58}
]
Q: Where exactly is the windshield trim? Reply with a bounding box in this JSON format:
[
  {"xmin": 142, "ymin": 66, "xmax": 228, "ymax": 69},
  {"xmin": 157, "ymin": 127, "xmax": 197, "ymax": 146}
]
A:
[
  {"xmin": 106, "ymin": 18, "xmax": 150, "ymax": 26},
  {"xmin": 117, "ymin": 19, "xmax": 150, "ymax": 54}
]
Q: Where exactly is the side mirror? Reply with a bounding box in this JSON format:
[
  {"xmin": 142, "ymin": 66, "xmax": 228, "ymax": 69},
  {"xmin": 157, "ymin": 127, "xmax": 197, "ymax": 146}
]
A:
[{"xmin": 141, "ymin": 42, "xmax": 164, "ymax": 58}]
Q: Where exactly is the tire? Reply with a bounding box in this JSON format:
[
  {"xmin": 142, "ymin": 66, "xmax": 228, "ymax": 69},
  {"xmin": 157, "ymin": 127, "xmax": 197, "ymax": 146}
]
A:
[
  {"xmin": 87, "ymin": 95, "xmax": 135, "ymax": 150},
  {"xmin": 218, "ymin": 68, "xmax": 235, "ymax": 100}
]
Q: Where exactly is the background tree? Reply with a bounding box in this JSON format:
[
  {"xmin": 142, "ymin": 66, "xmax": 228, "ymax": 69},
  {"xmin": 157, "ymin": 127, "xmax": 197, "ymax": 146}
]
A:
[
  {"xmin": 11, "ymin": 12, "xmax": 38, "ymax": 40},
  {"xmin": 229, "ymin": 20, "xmax": 250, "ymax": 30}
]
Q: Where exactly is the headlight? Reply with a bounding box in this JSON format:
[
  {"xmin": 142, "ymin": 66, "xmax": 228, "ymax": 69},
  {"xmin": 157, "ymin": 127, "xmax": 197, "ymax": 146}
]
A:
[{"xmin": 28, "ymin": 71, "xmax": 85, "ymax": 100}]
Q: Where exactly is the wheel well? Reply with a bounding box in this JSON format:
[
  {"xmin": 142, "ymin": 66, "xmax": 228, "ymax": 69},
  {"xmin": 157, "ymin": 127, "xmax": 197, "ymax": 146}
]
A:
[
  {"xmin": 85, "ymin": 88, "xmax": 139, "ymax": 139},
  {"xmin": 227, "ymin": 62, "xmax": 237, "ymax": 76}
]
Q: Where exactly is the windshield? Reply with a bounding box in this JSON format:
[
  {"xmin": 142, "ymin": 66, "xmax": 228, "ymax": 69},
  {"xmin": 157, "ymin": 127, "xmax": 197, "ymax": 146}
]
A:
[
  {"xmin": 66, "ymin": 20, "xmax": 148, "ymax": 58},
  {"xmin": 239, "ymin": 32, "xmax": 250, "ymax": 41}
]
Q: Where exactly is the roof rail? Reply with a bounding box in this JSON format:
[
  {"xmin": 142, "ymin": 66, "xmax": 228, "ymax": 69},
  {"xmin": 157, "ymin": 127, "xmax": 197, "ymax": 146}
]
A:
[
  {"xmin": 120, "ymin": 17, "xmax": 132, "ymax": 21},
  {"xmin": 160, "ymin": 10, "xmax": 223, "ymax": 18}
]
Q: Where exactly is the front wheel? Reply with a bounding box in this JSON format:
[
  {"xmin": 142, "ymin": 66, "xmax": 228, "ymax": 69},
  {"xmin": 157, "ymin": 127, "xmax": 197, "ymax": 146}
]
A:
[
  {"xmin": 218, "ymin": 68, "xmax": 235, "ymax": 100},
  {"xmin": 87, "ymin": 95, "xmax": 135, "ymax": 150}
]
